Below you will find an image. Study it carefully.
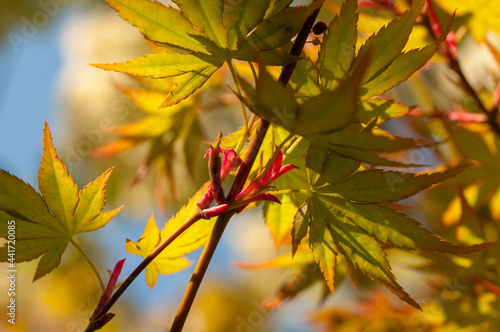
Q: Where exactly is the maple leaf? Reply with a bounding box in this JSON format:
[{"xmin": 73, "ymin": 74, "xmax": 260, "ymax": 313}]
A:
[
  {"xmin": 294, "ymin": 146, "xmax": 491, "ymax": 309},
  {"xmin": 93, "ymin": 0, "xmax": 321, "ymax": 107},
  {"xmin": 238, "ymin": 0, "xmax": 454, "ymax": 166},
  {"xmin": 125, "ymin": 182, "xmax": 216, "ymax": 287},
  {"xmin": 0, "ymin": 122, "xmax": 122, "ymax": 281},
  {"xmin": 93, "ymin": 85, "xmax": 206, "ymax": 203}
]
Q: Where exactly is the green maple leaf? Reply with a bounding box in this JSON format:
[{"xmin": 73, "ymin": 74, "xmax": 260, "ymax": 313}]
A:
[
  {"xmin": 93, "ymin": 0, "xmax": 321, "ymax": 107},
  {"xmin": 125, "ymin": 182, "xmax": 215, "ymax": 287},
  {"xmin": 239, "ymin": 0, "xmax": 453, "ymax": 166},
  {"xmin": 294, "ymin": 146, "xmax": 491, "ymax": 309},
  {"xmin": 0, "ymin": 122, "xmax": 122, "ymax": 281}
]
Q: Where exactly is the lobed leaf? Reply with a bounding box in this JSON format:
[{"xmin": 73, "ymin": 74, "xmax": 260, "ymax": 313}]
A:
[
  {"xmin": 223, "ymin": 0, "xmax": 270, "ymax": 50},
  {"xmin": 317, "ymin": 0, "xmax": 358, "ymax": 90},
  {"xmin": 0, "ymin": 122, "xmax": 121, "ymax": 280},
  {"xmin": 242, "ymin": 2, "xmax": 322, "ymax": 52},
  {"xmin": 311, "ymin": 194, "xmax": 421, "ymax": 309},
  {"xmin": 125, "ymin": 213, "xmax": 191, "ymax": 288},
  {"xmin": 320, "ymin": 165, "xmax": 469, "ymax": 203},
  {"xmin": 93, "ymin": 52, "xmax": 222, "ymax": 79},
  {"xmin": 105, "ymin": 0, "xmax": 218, "ymax": 54},
  {"xmin": 361, "ymin": 17, "xmax": 453, "ymax": 100},
  {"xmin": 38, "ymin": 123, "xmax": 79, "ymax": 233},
  {"xmin": 173, "ymin": 0, "xmax": 228, "ymax": 48},
  {"xmin": 161, "ymin": 64, "xmax": 220, "ymax": 107},
  {"xmin": 351, "ymin": 0, "xmax": 424, "ymax": 84},
  {"xmin": 356, "ymin": 99, "xmax": 413, "ymax": 124},
  {"xmin": 308, "ymin": 198, "xmax": 337, "ymax": 295},
  {"xmin": 323, "ymin": 196, "xmax": 491, "ymax": 254}
]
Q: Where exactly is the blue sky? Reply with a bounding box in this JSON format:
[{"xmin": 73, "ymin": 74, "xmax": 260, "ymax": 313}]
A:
[{"xmin": 0, "ymin": 8, "xmax": 66, "ymax": 182}]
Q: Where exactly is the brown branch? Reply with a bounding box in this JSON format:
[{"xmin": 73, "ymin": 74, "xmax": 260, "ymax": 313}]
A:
[
  {"xmin": 169, "ymin": 4, "xmax": 323, "ymax": 331},
  {"xmin": 169, "ymin": 211, "xmax": 235, "ymax": 331},
  {"xmin": 85, "ymin": 210, "xmax": 203, "ymax": 332}
]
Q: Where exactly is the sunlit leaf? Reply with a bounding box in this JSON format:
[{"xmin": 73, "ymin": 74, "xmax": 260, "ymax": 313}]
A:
[
  {"xmin": 317, "ymin": 0, "xmax": 358, "ymax": 90},
  {"xmin": 360, "ymin": 16, "xmax": 453, "ymax": 99},
  {"xmin": 125, "ymin": 182, "xmax": 214, "ymax": 287},
  {"xmin": 433, "ymin": 0, "xmax": 500, "ymax": 43},
  {"xmin": 301, "ymin": 146, "xmax": 489, "ymax": 308},
  {"xmin": 93, "ymin": 52, "xmax": 222, "ymax": 79},
  {"xmin": 105, "ymin": 0, "xmax": 218, "ymax": 54},
  {"xmin": 173, "ymin": 0, "xmax": 228, "ymax": 48},
  {"xmin": 0, "ymin": 122, "xmax": 121, "ymax": 280},
  {"xmin": 125, "ymin": 214, "xmax": 191, "ymax": 288},
  {"xmin": 352, "ymin": 0, "xmax": 424, "ymax": 84},
  {"xmin": 102, "ymin": 0, "xmax": 320, "ymax": 107}
]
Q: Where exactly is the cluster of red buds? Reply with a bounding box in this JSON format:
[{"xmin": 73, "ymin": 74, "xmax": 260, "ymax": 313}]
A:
[{"xmin": 197, "ymin": 134, "xmax": 297, "ymax": 219}]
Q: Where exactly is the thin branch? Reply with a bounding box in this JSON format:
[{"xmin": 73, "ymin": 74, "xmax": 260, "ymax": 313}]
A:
[
  {"xmin": 86, "ymin": 210, "xmax": 203, "ymax": 331},
  {"xmin": 170, "ymin": 211, "xmax": 235, "ymax": 331},
  {"xmin": 169, "ymin": 4, "xmax": 323, "ymax": 331}
]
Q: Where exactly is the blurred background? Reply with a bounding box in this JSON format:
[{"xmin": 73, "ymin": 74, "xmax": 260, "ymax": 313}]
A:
[{"xmin": 1, "ymin": 0, "xmax": 500, "ymax": 331}]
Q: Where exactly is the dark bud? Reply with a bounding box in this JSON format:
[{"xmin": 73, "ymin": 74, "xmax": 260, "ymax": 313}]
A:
[
  {"xmin": 311, "ymin": 37, "xmax": 321, "ymax": 46},
  {"xmin": 312, "ymin": 21, "xmax": 328, "ymax": 35}
]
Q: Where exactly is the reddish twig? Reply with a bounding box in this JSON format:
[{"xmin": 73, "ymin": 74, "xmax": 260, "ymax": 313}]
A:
[{"xmin": 169, "ymin": 4, "xmax": 323, "ymax": 331}]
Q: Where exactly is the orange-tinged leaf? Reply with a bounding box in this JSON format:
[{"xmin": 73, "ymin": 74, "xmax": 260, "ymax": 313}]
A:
[
  {"xmin": 0, "ymin": 122, "xmax": 121, "ymax": 280},
  {"xmin": 92, "ymin": 138, "xmax": 141, "ymax": 158}
]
